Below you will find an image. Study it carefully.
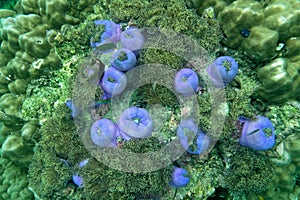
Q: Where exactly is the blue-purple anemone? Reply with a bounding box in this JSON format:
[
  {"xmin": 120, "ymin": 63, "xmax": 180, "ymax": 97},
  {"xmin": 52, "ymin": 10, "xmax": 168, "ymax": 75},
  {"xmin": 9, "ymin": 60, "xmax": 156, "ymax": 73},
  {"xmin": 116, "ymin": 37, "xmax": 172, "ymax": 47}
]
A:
[
  {"xmin": 177, "ymin": 118, "xmax": 210, "ymax": 154},
  {"xmin": 206, "ymin": 56, "xmax": 238, "ymax": 88},
  {"xmin": 169, "ymin": 167, "xmax": 190, "ymax": 188},
  {"xmin": 100, "ymin": 67, "xmax": 127, "ymax": 97},
  {"xmin": 91, "ymin": 20, "xmax": 121, "ymax": 48},
  {"xmin": 238, "ymin": 116, "xmax": 276, "ymax": 150},
  {"xmin": 90, "ymin": 118, "xmax": 117, "ymax": 148},
  {"xmin": 111, "ymin": 48, "xmax": 137, "ymax": 71},
  {"xmin": 118, "ymin": 107, "xmax": 153, "ymax": 138},
  {"xmin": 121, "ymin": 28, "xmax": 145, "ymax": 51},
  {"xmin": 174, "ymin": 68, "xmax": 199, "ymax": 97}
]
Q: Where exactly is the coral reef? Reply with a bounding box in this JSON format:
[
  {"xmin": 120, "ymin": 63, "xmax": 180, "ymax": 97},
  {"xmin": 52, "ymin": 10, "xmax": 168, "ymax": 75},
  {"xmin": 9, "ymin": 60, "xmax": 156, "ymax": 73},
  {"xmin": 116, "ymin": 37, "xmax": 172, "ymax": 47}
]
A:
[{"xmin": 0, "ymin": 0, "xmax": 299, "ymax": 199}]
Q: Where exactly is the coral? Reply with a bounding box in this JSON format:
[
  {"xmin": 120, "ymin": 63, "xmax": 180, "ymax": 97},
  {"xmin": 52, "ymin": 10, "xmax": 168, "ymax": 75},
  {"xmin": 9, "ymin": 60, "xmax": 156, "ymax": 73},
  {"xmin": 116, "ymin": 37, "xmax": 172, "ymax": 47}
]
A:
[
  {"xmin": 15, "ymin": 0, "xmax": 80, "ymax": 28},
  {"xmin": 218, "ymin": 0, "xmax": 300, "ymax": 62},
  {"xmin": 0, "ymin": 159, "xmax": 34, "ymax": 200},
  {"xmin": 248, "ymin": 163, "xmax": 300, "ymax": 200},
  {"xmin": 0, "ymin": 0, "xmax": 18, "ymax": 9},
  {"xmin": 257, "ymin": 37, "xmax": 300, "ymax": 104},
  {"xmin": 109, "ymin": 0, "xmax": 222, "ymax": 53},
  {"xmin": 1, "ymin": 120, "xmax": 37, "ymax": 167},
  {"xmin": 0, "ymin": 0, "xmax": 98, "ymax": 198},
  {"xmin": 28, "ymin": 105, "xmax": 88, "ymax": 199},
  {"xmin": 224, "ymin": 149, "xmax": 275, "ymax": 194},
  {"xmin": 185, "ymin": 0, "xmax": 233, "ymax": 16}
]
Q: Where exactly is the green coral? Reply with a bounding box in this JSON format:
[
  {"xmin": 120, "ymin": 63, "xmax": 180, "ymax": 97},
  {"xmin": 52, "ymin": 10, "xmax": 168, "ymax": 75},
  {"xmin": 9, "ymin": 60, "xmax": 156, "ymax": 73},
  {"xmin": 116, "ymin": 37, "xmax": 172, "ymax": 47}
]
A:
[
  {"xmin": 109, "ymin": 0, "xmax": 222, "ymax": 53},
  {"xmin": 224, "ymin": 149, "xmax": 275, "ymax": 194},
  {"xmin": 0, "ymin": 159, "xmax": 34, "ymax": 200},
  {"xmin": 257, "ymin": 37, "xmax": 300, "ymax": 104},
  {"xmin": 0, "ymin": 0, "xmax": 18, "ymax": 9},
  {"xmin": 218, "ymin": 0, "xmax": 300, "ymax": 62}
]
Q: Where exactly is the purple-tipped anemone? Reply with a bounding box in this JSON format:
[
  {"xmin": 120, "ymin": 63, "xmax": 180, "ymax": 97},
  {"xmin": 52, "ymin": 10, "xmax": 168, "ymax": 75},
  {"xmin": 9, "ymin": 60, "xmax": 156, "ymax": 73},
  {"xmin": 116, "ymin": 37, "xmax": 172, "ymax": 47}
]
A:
[
  {"xmin": 177, "ymin": 118, "xmax": 210, "ymax": 154},
  {"xmin": 207, "ymin": 56, "xmax": 238, "ymax": 88},
  {"xmin": 111, "ymin": 48, "xmax": 137, "ymax": 71},
  {"xmin": 174, "ymin": 68, "xmax": 199, "ymax": 97},
  {"xmin": 91, "ymin": 20, "xmax": 121, "ymax": 48},
  {"xmin": 100, "ymin": 67, "xmax": 127, "ymax": 97},
  {"xmin": 120, "ymin": 28, "xmax": 145, "ymax": 51},
  {"xmin": 118, "ymin": 107, "xmax": 153, "ymax": 138},
  {"xmin": 66, "ymin": 99, "xmax": 81, "ymax": 118},
  {"xmin": 78, "ymin": 159, "xmax": 89, "ymax": 168},
  {"xmin": 169, "ymin": 167, "xmax": 190, "ymax": 188},
  {"xmin": 90, "ymin": 118, "xmax": 117, "ymax": 148},
  {"xmin": 72, "ymin": 174, "xmax": 84, "ymax": 188},
  {"xmin": 238, "ymin": 115, "xmax": 276, "ymax": 150}
]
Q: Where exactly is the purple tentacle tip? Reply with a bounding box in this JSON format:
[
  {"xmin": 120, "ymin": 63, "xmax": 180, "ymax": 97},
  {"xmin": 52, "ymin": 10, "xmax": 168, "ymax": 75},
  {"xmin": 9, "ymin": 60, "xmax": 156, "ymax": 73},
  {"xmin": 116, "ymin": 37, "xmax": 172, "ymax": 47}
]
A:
[
  {"xmin": 169, "ymin": 167, "xmax": 190, "ymax": 188},
  {"xmin": 72, "ymin": 174, "xmax": 84, "ymax": 188}
]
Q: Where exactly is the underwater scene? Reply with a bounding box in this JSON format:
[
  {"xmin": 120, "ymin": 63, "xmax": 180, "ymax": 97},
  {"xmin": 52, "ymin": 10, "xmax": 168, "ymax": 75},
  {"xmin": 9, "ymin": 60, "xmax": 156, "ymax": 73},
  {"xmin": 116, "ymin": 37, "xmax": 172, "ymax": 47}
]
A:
[{"xmin": 0, "ymin": 0, "xmax": 300, "ymax": 199}]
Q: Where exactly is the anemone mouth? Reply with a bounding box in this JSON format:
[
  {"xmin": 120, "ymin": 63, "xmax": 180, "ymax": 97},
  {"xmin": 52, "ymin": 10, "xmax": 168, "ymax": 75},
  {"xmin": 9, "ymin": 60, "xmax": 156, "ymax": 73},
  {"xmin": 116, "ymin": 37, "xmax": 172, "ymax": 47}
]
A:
[
  {"xmin": 117, "ymin": 50, "xmax": 128, "ymax": 61},
  {"xmin": 124, "ymin": 32, "xmax": 134, "ymax": 39},
  {"xmin": 107, "ymin": 76, "xmax": 116, "ymax": 83},
  {"xmin": 222, "ymin": 60, "xmax": 232, "ymax": 71}
]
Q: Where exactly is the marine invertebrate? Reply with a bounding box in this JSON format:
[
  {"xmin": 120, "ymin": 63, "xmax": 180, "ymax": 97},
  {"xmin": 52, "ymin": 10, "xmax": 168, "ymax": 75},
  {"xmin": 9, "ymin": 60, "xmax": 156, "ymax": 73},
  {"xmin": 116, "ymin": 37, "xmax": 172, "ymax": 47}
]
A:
[
  {"xmin": 72, "ymin": 174, "xmax": 84, "ymax": 188},
  {"xmin": 176, "ymin": 118, "xmax": 210, "ymax": 154},
  {"xmin": 238, "ymin": 115, "xmax": 276, "ymax": 150},
  {"xmin": 206, "ymin": 56, "xmax": 238, "ymax": 88},
  {"xmin": 90, "ymin": 118, "xmax": 117, "ymax": 147},
  {"xmin": 174, "ymin": 68, "xmax": 199, "ymax": 96},
  {"xmin": 100, "ymin": 67, "xmax": 127, "ymax": 97},
  {"xmin": 90, "ymin": 20, "xmax": 121, "ymax": 48},
  {"xmin": 169, "ymin": 167, "xmax": 190, "ymax": 188},
  {"xmin": 120, "ymin": 27, "xmax": 145, "ymax": 51},
  {"xmin": 65, "ymin": 99, "xmax": 81, "ymax": 118},
  {"xmin": 111, "ymin": 48, "xmax": 137, "ymax": 71},
  {"xmin": 118, "ymin": 107, "xmax": 153, "ymax": 138}
]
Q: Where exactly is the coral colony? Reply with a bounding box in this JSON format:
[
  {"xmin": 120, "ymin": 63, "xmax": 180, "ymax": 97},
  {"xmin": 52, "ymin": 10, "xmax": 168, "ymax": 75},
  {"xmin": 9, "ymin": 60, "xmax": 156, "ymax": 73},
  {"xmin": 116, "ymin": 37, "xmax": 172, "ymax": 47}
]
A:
[
  {"xmin": 64, "ymin": 18, "xmax": 278, "ymax": 193},
  {"xmin": 4, "ymin": 1, "xmax": 300, "ymax": 199}
]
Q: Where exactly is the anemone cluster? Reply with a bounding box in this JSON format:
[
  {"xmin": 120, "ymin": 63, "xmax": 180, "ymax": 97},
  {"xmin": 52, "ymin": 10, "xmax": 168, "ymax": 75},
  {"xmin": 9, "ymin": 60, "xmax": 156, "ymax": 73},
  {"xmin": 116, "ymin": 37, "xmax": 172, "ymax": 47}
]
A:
[{"xmin": 2, "ymin": 0, "xmax": 299, "ymax": 199}]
